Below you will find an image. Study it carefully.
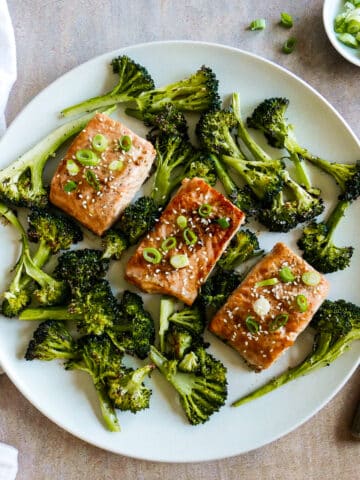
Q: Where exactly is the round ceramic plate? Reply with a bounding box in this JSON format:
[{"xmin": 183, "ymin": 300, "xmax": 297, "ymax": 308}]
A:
[{"xmin": 0, "ymin": 41, "xmax": 359, "ymax": 463}]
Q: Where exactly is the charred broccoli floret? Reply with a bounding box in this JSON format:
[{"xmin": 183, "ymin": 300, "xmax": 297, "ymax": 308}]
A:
[
  {"xmin": 25, "ymin": 320, "xmax": 76, "ymax": 361},
  {"xmin": 101, "ymin": 229, "xmax": 129, "ymax": 260},
  {"xmin": 297, "ymin": 199, "xmax": 354, "ymax": 273},
  {"xmin": 233, "ymin": 299, "xmax": 360, "ymax": 407},
  {"xmin": 61, "ymin": 55, "xmax": 155, "ymax": 117},
  {"xmin": 185, "ymin": 153, "xmax": 217, "ymax": 186},
  {"xmin": 150, "ymin": 345, "xmax": 227, "ymax": 425},
  {"xmin": 218, "ymin": 229, "xmax": 263, "ymax": 270},
  {"xmin": 144, "ymin": 103, "xmax": 189, "ymax": 141},
  {"xmin": 199, "ymin": 268, "xmax": 242, "ymax": 310},
  {"xmin": 117, "ymin": 196, "xmax": 159, "ymax": 245}
]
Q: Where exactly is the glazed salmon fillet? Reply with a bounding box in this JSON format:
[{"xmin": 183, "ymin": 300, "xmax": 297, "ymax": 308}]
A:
[
  {"xmin": 50, "ymin": 113, "xmax": 156, "ymax": 236},
  {"xmin": 209, "ymin": 242, "xmax": 329, "ymax": 370},
  {"xmin": 125, "ymin": 177, "xmax": 245, "ymax": 305}
]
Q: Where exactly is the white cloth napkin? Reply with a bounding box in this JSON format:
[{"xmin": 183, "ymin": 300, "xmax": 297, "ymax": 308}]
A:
[{"xmin": 0, "ymin": 2, "xmax": 19, "ymax": 479}]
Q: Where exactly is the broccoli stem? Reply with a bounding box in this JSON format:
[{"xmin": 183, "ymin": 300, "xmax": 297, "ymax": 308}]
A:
[
  {"xmin": 211, "ymin": 154, "xmax": 237, "ymax": 195},
  {"xmin": 61, "ymin": 94, "xmax": 128, "ymax": 118},
  {"xmin": 159, "ymin": 297, "xmax": 176, "ymax": 353},
  {"xmin": 95, "ymin": 384, "xmax": 121, "ymax": 432},
  {"xmin": 19, "ymin": 306, "xmax": 80, "ymax": 321},
  {"xmin": 325, "ymin": 199, "xmax": 350, "ymax": 246}
]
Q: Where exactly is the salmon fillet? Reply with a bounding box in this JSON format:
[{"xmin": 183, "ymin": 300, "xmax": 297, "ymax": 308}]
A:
[
  {"xmin": 125, "ymin": 177, "xmax": 245, "ymax": 305},
  {"xmin": 50, "ymin": 113, "xmax": 156, "ymax": 236},
  {"xmin": 209, "ymin": 242, "xmax": 329, "ymax": 370}
]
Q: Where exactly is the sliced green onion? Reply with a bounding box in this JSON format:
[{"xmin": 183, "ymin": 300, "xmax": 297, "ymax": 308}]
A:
[
  {"xmin": 85, "ymin": 170, "xmax": 100, "ymax": 191},
  {"xmin": 161, "ymin": 237, "xmax": 177, "ymax": 252},
  {"xmin": 282, "ymin": 37, "xmax": 297, "ymax": 54},
  {"xmin": 176, "ymin": 215, "xmax": 188, "ymax": 229},
  {"xmin": 296, "ymin": 294, "xmax": 308, "ymax": 313},
  {"xmin": 198, "ymin": 204, "xmax": 212, "ymax": 217},
  {"xmin": 280, "ymin": 12, "xmax": 293, "ymax": 28},
  {"xmin": 118, "ymin": 135, "xmax": 132, "ymax": 152},
  {"xmin": 217, "ymin": 217, "xmax": 230, "ymax": 229},
  {"xmin": 279, "ymin": 266, "xmax": 295, "ymax": 283},
  {"xmin": 249, "ymin": 18, "xmax": 266, "ymax": 31},
  {"xmin": 170, "ymin": 254, "xmax": 189, "ymax": 269},
  {"xmin": 245, "ymin": 316, "xmax": 259, "ymax": 334},
  {"xmin": 301, "ymin": 271, "xmax": 321, "ymax": 286},
  {"xmin": 255, "ymin": 277, "xmax": 279, "ymax": 288},
  {"xmin": 76, "ymin": 149, "xmax": 99, "ymax": 166},
  {"xmin": 347, "ymin": 19, "xmax": 360, "ymax": 34},
  {"xmin": 92, "ymin": 133, "xmax": 108, "ymax": 152},
  {"xmin": 143, "ymin": 247, "xmax": 162, "ymax": 264},
  {"xmin": 109, "ymin": 160, "xmax": 124, "ymax": 171},
  {"xmin": 183, "ymin": 228, "xmax": 197, "ymax": 246},
  {"xmin": 63, "ymin": 180, "xmax": 77, "ymax": 193},
  {"xmin": 66, "ymin": 159, "xmax": 79, "ymax": 176},
  {"xmin": 269, "ymin": 313, "xmax": 289, "ymax": 331},
  {"xmin": 337, "ymin": 32, "xmax": 358, "ymax": 48}
]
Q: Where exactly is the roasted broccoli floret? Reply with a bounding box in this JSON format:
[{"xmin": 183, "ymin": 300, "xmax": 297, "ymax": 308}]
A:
[
  {"xmin": 168, "ymin": 303, "xmax": 207, "ymax": 336},
  {"xmin": 61, "ymin": 55, "xmax": 155, "ymax": 117},
  {"xmin": 144, "ymin": 103, "xmax": 189, "ymax": 141},
  {"xmin": 125, "ymin": 65, "xmax": 220, "ymax": 118},
  {"xmin": 0, "ymin": 202, "xmax": 68, "ymax": 311},
  {"xmin": 297, "ymin": 199, "xmax": 354, "ymax": 273},
  {"xmin": 66, "ymin": 334, "xmax": 123, "ymax": 432},
  {"xmin": 150, "ymin": 345, "xmax": 227, "ymax": 425},
  {"xmin": 211, "ymin": 154, "xmax": 259, "ymax": 217},
  {"xmin": 101, "ymin": 229, "xmax": 129, "ymax": 260},
  {"xmin": 199, "ymin": 268, "xmax": 242, "ymax": 310},
  {"xmin": 109, "ymin": 290, "xmax": 155, "ymax": 359},
  {"xmin": 232, "ymin": 299, "xmax": 360, "ymax": 407},
  {"xmin": 117, "ymin": 196, "xmax": 159, "ymax": 245},
  {"xmin": 258, "ymin": 170, "xmax": 324, "ymax": 232},
  {"xmin": 54, "ymin": 248, "xmax": 110, "ymax": 291},
  {"xmin": 107, "ymin": 364, "xmax": 154, "ymax": 413},
  {"xmin": 164, "ymin": 325, "xmax": 194, "ymax": 360},
  {"xmin": 0, "ymin": 111, "xmax": 104, "ymax": 207},
  {"xmin": 218, "ymin": 229, "xmax": 263, "ymax": 270},
  {"xmin": 185, "ymin": 153, "xmax": 217, "ymax": 186},
  {"xmin": 25, "ymin": 320, "xmax": 76, "ymax": 361}
]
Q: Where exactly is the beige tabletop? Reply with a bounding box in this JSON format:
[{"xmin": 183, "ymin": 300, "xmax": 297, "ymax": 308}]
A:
[{"xmin": 2, "ymin": 1, "xmax": 360, "ymax": 479}]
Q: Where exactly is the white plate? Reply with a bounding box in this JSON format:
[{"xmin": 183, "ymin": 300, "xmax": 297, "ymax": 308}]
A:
[
  {"xmin": 0, "ymin": 41, "xmax": 359, "ymax": 463},
  {"xmin": 323, "ymin": 0, "xmax": 360, "ymax": 67}
]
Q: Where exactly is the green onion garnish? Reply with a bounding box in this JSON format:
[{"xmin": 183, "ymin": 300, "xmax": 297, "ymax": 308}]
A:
[
  {"xmin": 63, "ymin": 180, "xmax": 77, "ymax": 193},
  {"xmin": 337, "ymin": 32, "xmax": 358, "ymax": 48},
  {"xmin": 296, "ymin": 294, "xmax": 308, "ymax": 313},
  {"xmin": 282, "ymin": 37, "xmax": 297, "ymax": 54},
  {"xmin": 217, "ymin": 217, "xmax": 230, "ymax": 229},
  {"xmin": 76, "ymin": 149, "xmax": 99, "ymax": 166},
  {"xmin": 183, "ymin": 228, "xmax": 197, "ymax": 246},
  {"xmin": 109, "ymin": 160, "xmax": 124, "ymax": 171},
  {"xmin": 280, "ymin": 12, "xmax": 293, "ymax": 28},
  {"xmin": 176, "ymin": 215, "xmax": 187, "ymax": 229},
  {"xmin": 245, "ymin": 316, "xmax": 259, "ymax": 334},
  {"xmin": 66, "ymin": 159, "xmax": 79, "ymax": 176},
  {"xmin": 161, "ymin": 237, "xmax": 177, "ymax": 252},
  {"xmin": 170, "ymin": 254, "xmax": 189, "ymax": 269},
  {"xmin": 198, "ymin": 204, "xmax": 212, "ymax": 217},
  {"xmin": 249, "ymin": 18, "xmax": 266, "ymax": 31},
  {"xmin": 143, "ymin": 247, "xmax": 162, "ymax": 264},
  {"xmin": 85, "ymin": 170, "xmax": 100, "ymax": 191},
  {"xmin": 301, "ymin": 271, "xmax": 321, "ymax": 286},
  {"xmin": 279, "ymin": 266, "xmax": 295, "ymax": 283},
  {"xmin": 92, "ymin": 133, "xmax": 108, "ymax": 152},
  {"xmin": 118, "ymin": 135, "xmax": 132, "ymax": 152},
  {"xmin": 255, "ymin": 278, "xmax": 279, "ymax": 288},
  {"xmin": 269, "ymin": 313, "xmax": 289, "ymax": 331}
]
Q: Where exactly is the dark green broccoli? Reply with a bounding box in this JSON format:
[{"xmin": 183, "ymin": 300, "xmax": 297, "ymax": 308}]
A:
[
  {"xmin": 107, "ymin": 365, "xmax": 154, "ymax": 413},
  {"xmin": 66, "ymin": 334, "xmax": 123, "ymax": 431},
  {"xmin": 185, "ymin": 153, "xmax": 217, "ymax": 186},
  {"xmin": 168, "ymin": 303, "xmax": 207, "ymax": 336},
  {"xmin": 0, "ymin": 111, "xmax": 106, "ymax": 207},
  {"xmin": 297, "ymin": 199, "xmax": 354, "ymax": 273},
  {"xmin": 150, "ymin": 345, "xmax": 227, "ymax": 425},
  {"xmin": 125, "ymin": 65, "xmax": 220, "ymax": 119},
  {"xmin": 144, "ymin": 103, "xmax": 189, "ymax": 141},
  {"xmin": 0, "ymin": 202, "xmax": 68, "ymax": 311},
  {"xmin": 211, "ymin": 154, "xmax": 259, "ymax": 217},
  {"xmin": 117, "ymin": 196, "xmax": 159, "ymax": 245},
  {"xmin": 61, "ymin": 55, "xmax": 155, "ymax": 117},
  {"xmin": 101, "ymin": 229, "xmax": 128, "ymax": 260},
  {"xmin": 232, "ymin": 299, "xmax": 360, "ymax": 407},
  {"xmin": 198, "ymin": 268, "xmax": 242, "ymax": 310},
  {"xmin": 258, "ymin": 170, "xmax": 324, "ymax": 232},
  {"xmin": 25, "ymin": 320, "xmax": 76, "ymax": 361},
  {"xmin": 109, "ymin": 290, "xmax": 155, "ymax": 359},
  {"xmin": 54, "ymin": 248, "xmax": 110, "ymax": 291},
  {"xmin": 164, "ymin": 325, "xmax": 194, "ymax": 360},
  {"xmin": 218, "ymin": 229, "xmax": 263, "ymax": 270}
]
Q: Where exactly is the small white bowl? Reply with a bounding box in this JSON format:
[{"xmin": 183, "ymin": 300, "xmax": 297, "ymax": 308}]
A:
[{"xmin": 323, "ymin": 0, "xmax": 360, "ymax": 66}]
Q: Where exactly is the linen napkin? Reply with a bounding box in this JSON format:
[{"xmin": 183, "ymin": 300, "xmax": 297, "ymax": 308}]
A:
[{"xmin": 0, "ymin": 2, "xmax": 19, "ymax": 479}]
